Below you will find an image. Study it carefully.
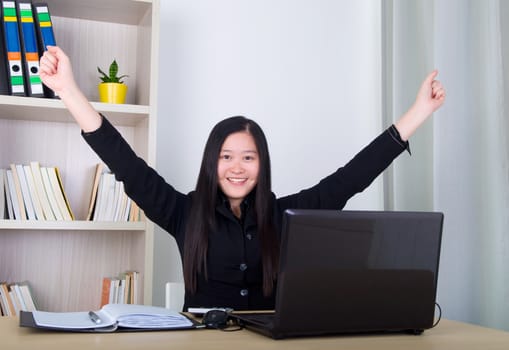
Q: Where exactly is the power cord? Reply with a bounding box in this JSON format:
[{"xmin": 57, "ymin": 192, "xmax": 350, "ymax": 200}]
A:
[{"xmin": 431, "ymin": 302, "xmax": 442, "ymax": 328}]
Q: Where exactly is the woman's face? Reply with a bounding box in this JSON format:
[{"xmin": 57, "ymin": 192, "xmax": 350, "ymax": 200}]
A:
[{"xmin": 217, "ymin": 131, "xmax": 260, "ymax": 211}]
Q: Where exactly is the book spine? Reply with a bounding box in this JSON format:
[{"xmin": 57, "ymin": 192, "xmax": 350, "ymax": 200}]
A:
[
  {"xmin": 9, "ymin": 164, "xmax": 27, "ymax": 219},
  {"xmin": 23, "ymin": 165, "xmax": 45, "ymax": 220},
  {"xmin": 40, "ymin": 166, "xmax": 64, "ymax": 220},
  {"xmin": 53, "ymin": 167, "xmax": 74, "ymax": 220},
  {"xmin": 14, "ymin": 164, "xmax": 36, "ymax": 220},
  {"xmin": 3, "ymin": 169, "xmax": 14, "ymax": 219},
  {"xmin": 0, "ymin": 169, "xmax": 5, "ymax": 219},
  {"xmin": 100, "ymin": 277, "xmax": 111, "ymax": 308},
  {"xmin": 30, "ymin": 161, "xmax": 55, "ymax": 220}
]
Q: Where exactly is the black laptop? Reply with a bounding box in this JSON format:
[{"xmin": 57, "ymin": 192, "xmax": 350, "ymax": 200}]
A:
[{"xmin": 231, "ymin": 209, "xmax": 444, "ymax": 339}]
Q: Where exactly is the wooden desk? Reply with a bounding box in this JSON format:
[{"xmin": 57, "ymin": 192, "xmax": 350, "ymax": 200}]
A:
[{"xmin": 2, "ymin": 317, "xmax": 509, "ymax": 350}]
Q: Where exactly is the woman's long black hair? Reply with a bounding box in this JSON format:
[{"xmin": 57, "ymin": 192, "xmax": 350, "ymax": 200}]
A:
[{"xmin": 183, "ymin": 116, "xmax": 279, "ymax": 296}]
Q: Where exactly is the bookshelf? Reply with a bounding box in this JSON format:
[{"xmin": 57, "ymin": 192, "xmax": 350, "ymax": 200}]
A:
[{"xmin": 0, "ymin": 0, "xmax": 159, "ymax": 312}]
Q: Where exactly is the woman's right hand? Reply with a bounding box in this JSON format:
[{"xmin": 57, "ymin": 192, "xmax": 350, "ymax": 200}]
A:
[
  {"xmin": 39, "ymin": 46, "xmax": 102, "ymax": 132},
  {"xmin": 39, "ymin": 45, "xmax": 78, "ymax": 98}
]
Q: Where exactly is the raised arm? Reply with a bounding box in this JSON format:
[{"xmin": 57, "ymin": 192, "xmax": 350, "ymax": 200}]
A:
[
  {"xmin": 39, "ymin": 46, "xmax": 102, "ymax": 132},
  {"xmin": 40, "ymin": 46, "xmax": 188, "ymax": 232},
  {"xmin": 394, "ymin": 70, "xmax": 446, "ymax": 141}
]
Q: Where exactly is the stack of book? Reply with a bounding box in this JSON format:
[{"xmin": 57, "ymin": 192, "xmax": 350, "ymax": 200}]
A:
[
  {"xmin": 0, "ymin": 162, "xmax": 74, "ymax": 221},
  {"xmin": 100, "ymin": 271, "xmax": 140, "ymax": 308},
  {"xmin": 1, "ymin": 162, "xmax": 142, "ymax": 221},
  {"xmin": 86, "ymin": 163, "xmax": 140, "ymax": 222},
  {"xmin": 0, "ymin": 281, "xmax": 37, "ymax": 316}
]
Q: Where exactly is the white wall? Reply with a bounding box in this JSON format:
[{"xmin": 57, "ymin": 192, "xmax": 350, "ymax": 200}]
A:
[{"xmin": 153, "ymin": 0, "xmax": 383, "ymax": 306}]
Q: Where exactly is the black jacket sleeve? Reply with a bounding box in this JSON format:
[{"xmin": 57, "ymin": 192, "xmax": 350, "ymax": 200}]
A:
[
  {"xmin": 276, "ymin": 125, "xmax": 409, "ymax": 211},
  {"xmin": 81, "ymin": 115, "xmax": 189, "ymax": 235}
]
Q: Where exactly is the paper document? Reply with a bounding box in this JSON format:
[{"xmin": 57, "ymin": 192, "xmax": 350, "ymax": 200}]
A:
[{"xmin": 22, "ymin": 304, "xmax": 199, "ymax": 332}]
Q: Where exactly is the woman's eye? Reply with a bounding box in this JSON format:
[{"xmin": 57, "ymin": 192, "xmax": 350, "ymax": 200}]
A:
[{"xmin": 220, "ymin": 154, "xmax": 231, "ymax": 160}]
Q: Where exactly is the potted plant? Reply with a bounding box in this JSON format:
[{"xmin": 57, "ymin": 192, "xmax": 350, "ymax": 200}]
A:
[{"xmin": 97, "ymin": 59, "xmax": 128, "ymax": 104}]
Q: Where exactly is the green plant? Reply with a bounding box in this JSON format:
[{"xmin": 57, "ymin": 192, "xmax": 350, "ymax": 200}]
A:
[{"xmin": 97, "ymin": 59, "xmax": 128, "ymax": 83}]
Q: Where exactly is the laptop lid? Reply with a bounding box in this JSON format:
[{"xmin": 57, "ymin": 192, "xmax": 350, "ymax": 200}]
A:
[{"xmin": 241, "ymin": 209, "xmax": 443, "ymax": 338}]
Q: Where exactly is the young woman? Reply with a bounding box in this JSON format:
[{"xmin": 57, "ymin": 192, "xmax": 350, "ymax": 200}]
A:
[{"xmin": 39, "ymin": 46, "xmax": 445, "ymax": 311}]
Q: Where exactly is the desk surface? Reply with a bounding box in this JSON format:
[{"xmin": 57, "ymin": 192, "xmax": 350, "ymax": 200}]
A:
[{"xmin": 2, "ymin": 317, "xmax": 509, "ymax": 350}]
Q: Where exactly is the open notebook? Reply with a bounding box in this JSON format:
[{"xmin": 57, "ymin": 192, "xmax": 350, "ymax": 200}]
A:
[
  {"xmin": 20, "ymin": 304, "xmax": 204, "ymax": 332},
  {"xmin": 231, "ymin": 209, "xmax": 444, "ymax": 339}
]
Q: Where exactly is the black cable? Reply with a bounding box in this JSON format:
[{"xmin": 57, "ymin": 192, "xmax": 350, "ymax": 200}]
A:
[
  {"xmin": 206, "ymin": 319, "xmax": 244, "ymax": 332},
  {"xmin": 219, "ymin": 317, "xmax": 244, "ymax": 332},
  {"xmin": 219, "ymin": 325, "xmax": 244, "ymax": 332},
  {"xmin": 431, "ymin": 302, "xmax": 442, "ymax": 328}
]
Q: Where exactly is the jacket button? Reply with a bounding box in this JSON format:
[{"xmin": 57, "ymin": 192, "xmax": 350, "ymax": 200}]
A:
[
  {"xmin": 246, "ymin": 233, "xmax": 252, "ymax": 240},
  {"xmin": 240, "ymin": 263, "xmax": 247, "ymax": 271},
  {"xmin": 240, "ymin": 289, "xmax": 249, "ymax": 297}
]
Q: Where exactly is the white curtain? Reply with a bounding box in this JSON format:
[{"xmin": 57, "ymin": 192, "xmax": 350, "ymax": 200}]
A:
[{"xmin": 387, "ymin": 0, "xmax": 509, "ymax": 331}]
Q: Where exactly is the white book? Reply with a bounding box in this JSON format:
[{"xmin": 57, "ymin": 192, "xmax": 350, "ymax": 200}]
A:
[
  {"xmin": 13, "ymin": 284, "xmax": 27, "ymax": 311},
  {"xmin": 0, "ymin": 169, "xmax": 5, "ymax": 219},
  {"xmin": 123, "ymin": 197, "xmax": 132, "ymax": 222},
  {"xmin": 116, "ymin": 187, "xmax": 129, "ymax": 222},
  {"xmin": 117, "ymin": 279, "xmax": 125, "ymax": 304},
  {"xmin": 19, "ymin": 283, "xmax": 37, "ymax": 312},
  {"xmin": 94, "ymin": 173, "xmax": 115, "ymax": 221},
  {"xmin": 123, "ymin": 276, "xmax": 130, "ymax": 304},
  {"xmin": 9, "ymin": 164, "xmax": 27, "ymax": 220},
  {"xmin": 93, "ymin": 173, "xmax": 107, "ymax": 221},
  {"xmin": 14, "ymin": 164, "xmax": 36, "ymax": 220},
  {"xmin": 30, "ymin": 161, "xmax": 56, "ymax": 221},
  {"xmin": 103, "ymin": 174, "xmax": 117, "ymax": 221},
  {"xmin": 46, "ymin": 167, "xmax": 74, "ymax": 220},
  {"xmin": 110, "ymin": 279, "xmax": 119, "ymax": 304},
  {"xmin": 108, "ymin": 278, "xmax": 117, "ymax": 305},
  {"xmin": 3, "ymin": 170, "xmax": 14, "ymax": 219},
  {"xmin": 23, "ymin": 165, "xmax": 45, "ymax": 220},
  {"xmin": 112, "ymin": 180, "xmax": 123, "ymax": 221},
  {"xmin": 6, "ymin": 170, "xmax": 22, "ymax": 220},
  {"xmin": 40, "ymin": 167, "xmax": 64, "ymax": 221}
]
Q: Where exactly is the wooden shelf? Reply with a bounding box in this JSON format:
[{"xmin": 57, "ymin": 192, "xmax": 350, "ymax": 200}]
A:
[
  {"xmin": 0, "ymin": 219, "xmax": 146, "ymax": 231},
  {"xmin": 0, "ymin": 95, "xmax": 149, "ymax": 126},
  {"xmin": 46, "ymin": 0, "xmax": 152, "ymax": 25}
]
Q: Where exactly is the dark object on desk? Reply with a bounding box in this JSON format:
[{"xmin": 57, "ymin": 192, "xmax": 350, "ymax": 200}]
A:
[
  {"xmin": 202, "ymin": 309, "xmax": 230, "ymax": 329},
  {"xmin": 230, "ymin": 209, "xmax": 444, "ymax": 339}
]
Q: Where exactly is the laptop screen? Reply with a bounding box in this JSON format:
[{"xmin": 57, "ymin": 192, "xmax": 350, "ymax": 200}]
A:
[{"xmin": 273, "ymin": 209, "xmax": 444, "ymax": 335}]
